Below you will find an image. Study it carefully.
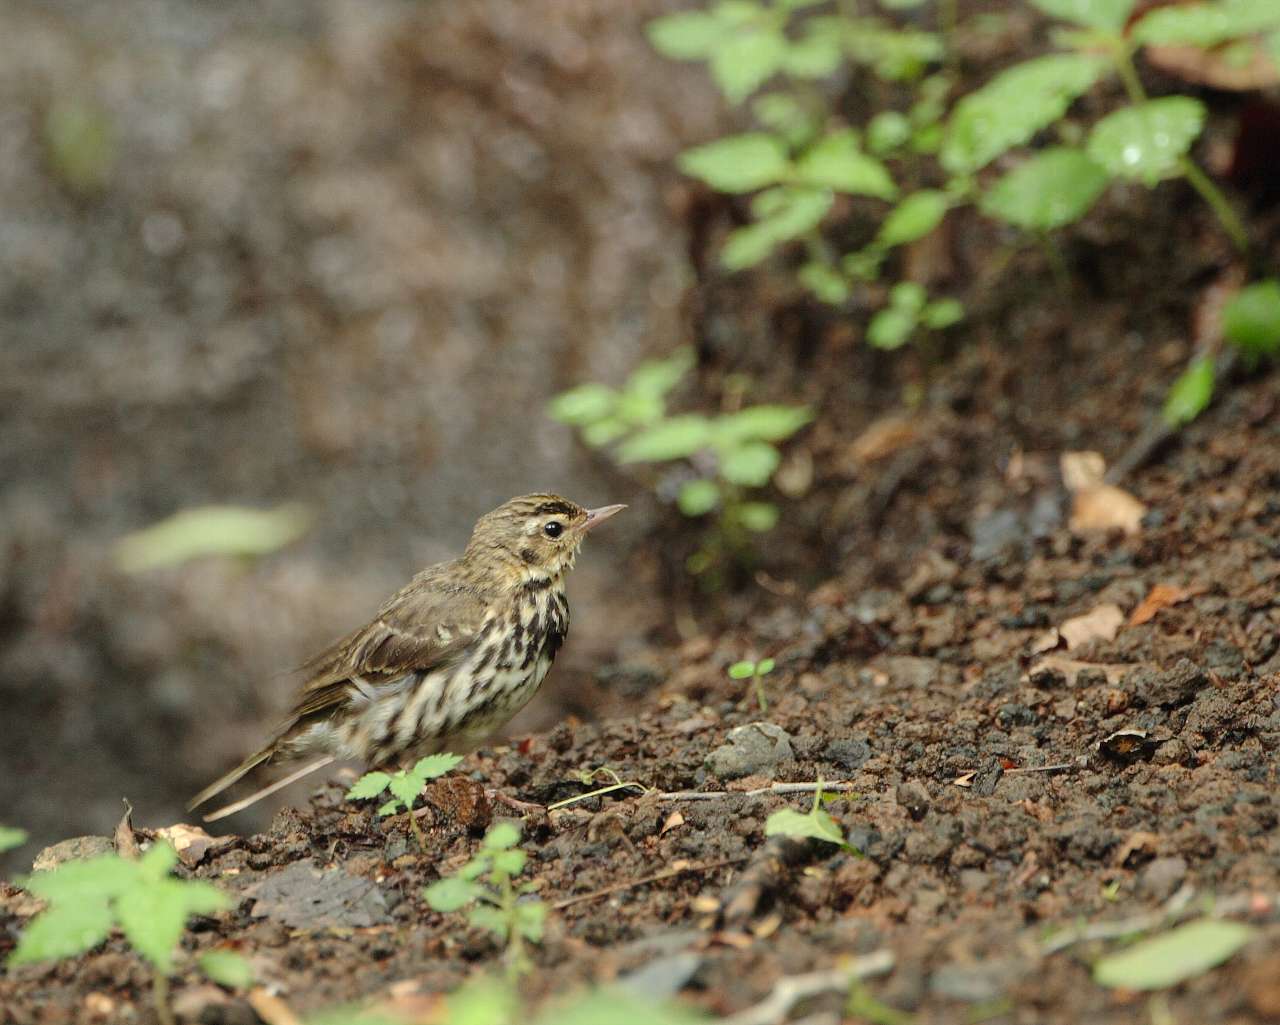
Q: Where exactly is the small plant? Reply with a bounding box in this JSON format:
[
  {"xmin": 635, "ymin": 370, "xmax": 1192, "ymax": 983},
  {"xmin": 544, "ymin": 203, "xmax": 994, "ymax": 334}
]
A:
[
  {"xmin": 424, "ymin": 822, "xmax": 547, "ymax": 979},
  {"xmin": 549, "ymin": 347, "xmax": 811, "ymax": 577},
  {"xmin": 9, "ymin": 842, "xmax": 229, "ymax": 1025},
  {"xmin": 346, "ymin": 752, "xmax": 463, "ymax": 853},
  {"xmin": 728, "ymin": 657, "xmax": 776, "ymax": 712},
  {"xmin": 1163, "ymin": 277, "xmax": 1280, "ymax": 425},
  {"xmin": 0, "ymin": 825, "xmax": 28, "ymax": 853},
  {"xmin": 650, "ymin": 0, "xmax": 1273, "ymax": 350},
  {"xmin": 765, "ymin": 780, "xmax": 859, "ymax": 852}
]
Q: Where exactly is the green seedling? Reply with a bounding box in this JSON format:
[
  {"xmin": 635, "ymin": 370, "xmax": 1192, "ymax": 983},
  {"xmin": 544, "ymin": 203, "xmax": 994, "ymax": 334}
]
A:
[
  {"xmin": 547, "ymin": 766, "xmax": 651, "ymax": 812},
  {"xmin": 0, "ymin": 826, "xmax": 28, "ymax": 853},
  {"xmin": 866, "ymin": 282, "xmax": 964, "ymax": 350},
  {"xmin": 728, "ymin": 657, "xmax": 776, "ymax": 712},
  {"xmin": 424, "ymin": 822, "xmax": 547, "ymax": 979},
  {"xmin": 347, "ymin": 752, "xmax": 463, "ymax": 853},
  {"xmin": 765, "ymin": 779, "xmax": 859, "ymax": 852},
  {"xmin": 9, "ymin": 842, "xmax": 229, "ymax": 1025},
  {"xmin": 550, "ymin": 348, "xmax": 810, "ymax": 580},
  {"xmin": 198, "ymin": 948, "xmax": 254, "ymax": 990}
]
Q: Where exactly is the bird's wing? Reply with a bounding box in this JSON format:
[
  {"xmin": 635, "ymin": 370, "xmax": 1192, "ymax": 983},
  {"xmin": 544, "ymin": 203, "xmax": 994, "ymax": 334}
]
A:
[{"xmin": 289, "ymin": 570, "xmax": 490, "ymax": 722}]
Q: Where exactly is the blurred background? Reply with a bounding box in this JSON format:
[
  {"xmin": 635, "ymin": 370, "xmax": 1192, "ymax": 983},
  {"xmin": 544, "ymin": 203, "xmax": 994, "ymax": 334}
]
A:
[{"xmin": 0, "ymin": 0, "xmax": 726, "ymax": 858}]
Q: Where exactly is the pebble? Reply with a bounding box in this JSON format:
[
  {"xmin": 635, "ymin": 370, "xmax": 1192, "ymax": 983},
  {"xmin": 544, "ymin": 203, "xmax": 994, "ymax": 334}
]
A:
[
  {"xmin": 1138, "ymin": 856, "xmax": 1187, "ymax": 900},
  {"xmin": 704, "ymin": 722, "xmax": 795, "ymax": 780}
]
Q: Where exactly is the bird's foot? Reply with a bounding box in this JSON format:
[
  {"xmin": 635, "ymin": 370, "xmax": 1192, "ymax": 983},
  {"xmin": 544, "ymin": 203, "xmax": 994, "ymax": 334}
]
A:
[{"xmin": 486, "ymin": 790, "xmax": 546, "ymax": 817}]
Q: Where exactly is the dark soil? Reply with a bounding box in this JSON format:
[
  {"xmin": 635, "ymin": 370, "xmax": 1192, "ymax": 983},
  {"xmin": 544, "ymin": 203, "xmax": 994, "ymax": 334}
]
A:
[{"xmin": 4, "ymin": 1, "xmax": 1280, "ymax": 1024}]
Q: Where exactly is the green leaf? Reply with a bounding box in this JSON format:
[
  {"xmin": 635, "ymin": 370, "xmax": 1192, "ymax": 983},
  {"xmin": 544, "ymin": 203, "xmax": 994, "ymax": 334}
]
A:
[
  {"xmin": 1133, "ymin": 0, "xmax": 1280, "ymax": 47},
  {"xmin": 765, "ymin": 806, "xmax": 848, "ymax": 846},
  {"xmin": 719, "ymin": 441, "xmax": 781, "ymax": 486},
  {"xmin": 582, "ymin": 419, "xmax": 628, "ymax": 447},
  {"xmin": 116, "ymin": 877, "xmax": 228, "ymax": 973},
  {"xmin": 677, "ymin": 479, "xmax": 721, "ymax": 517},
  {"xmin": 784, "ymin": 24, "xmax": 844, "ymax": 78},
  {"xmin": 678, "ymin": 133, "xmax": 790, "ymax": 193},
  {"xmin": 468, "ymin": 904, "xmax": 510, "ymax": 940},
  {"xmin": 515, "ymin": 901, "xmax": 548, "ymax": 942},
  {"xmin": 753, "ymin": 93, "xmax": 821, "ymax": 148},
  {"xmin": 867, "ymin": 111, "xmax": 912, "ymax": 155},
  {"xmin": 627, "ymin": 348, "xmax": 695, "ymax": 400},
  {"xmin": 794, "ymin": 130, "xmax": 898, "ymax": 199},
  {"xmin": 941, "ymin": 54, "xmax": 1109, "ymax": 174},
  {"xmin": 547, "ymin": 384, "xmax": 616, "ymax": 426},
  {"xmin": 23, "ymin": 855, "xmax": 140, "ymax": 904},
  {"xmin": 617, "ymin": 415, "xmax": 714, "ymax": 463},
  {"xmin": 1162, "ymin": 356, "xmax": 1216, "ymax": 426},
  {"xmin": 491, "ymin": 849, "xmax": 527, "ymax": 876},
  {"xmin": 139, "ymin": 841, "xmax": 180, "ymax": 881},
  {"xmin": 889, "ymin": 281, "xmax": 927, "ymax": 311},
  {"xmin": 797, "ymin": 261, "xmax": 851, "ymax": 304},
  {"xmin": 712, "ymin": 405, "xmax": 812, "ymax": 445},
  {"xmin": 711, "ymin": 28, "xmax": 788, "ymax": 102},
  {"xmin": 921, "ymin": 298, "xmax": 965, "ymax": 330},
  {"xmin": 1028, "ymin": 0, "xmax": 1136, "ymax": 31},
  {"xmin": 411, "ymin": 753, "xmax": 463, "ymax": 782},
  {"xmin": 756, "ymin": 658, "xmax": 776, "ymax": 674},
  {"xmin": 1222, "ymin": 279, "xmax": 1280, "ymax": 360},
  {"xmin": 199, "ymin": 949, "xmax": 254, "ymax": 989},
  {"xmin": 424, "ymin": 876, "xmax": 482, "ymax": 912},
  {"xmin": 646, "ymin": 11, "xmax": 726, "ymax": 59},
  {"xmin": 1086, "ymin": 97, "xmax": 1206, "ymax": 186},
  {"xmin": 377, "ymin": 799, "xmax": 401, "ymax": 817},
  {"xmin": 840, "ymin": 19, "xmax": 945, "ymax": 81},
  {"xmin": 722, "ymin": 187, "xmax": 833, "ymax": 270},
  {"xmin": 876, "ymin": 190, "xmax": 949, "ymax": 247},
  {"xmin": 114, "ymin": 504, "xmax": 313, "ymax": 573},
  {"xmin": 1094, "ymin": 919, "xmax": 1255, "ymax": 990},
  {"xmin": 445, "ymin": 978, "xmax": 519, "ymax": 1025},
  {"xmin": 979, "ymin": 147, "xmax": 1109, "ymax": 230},
  {"xmin": 346, "ymin": 771, "xmax": 392, "ymax": 800},
  {"xmin": 728, "ymin": 660, "xmax": 757, "ymax": 679},
  {"xmin": 9, "ymin": 899, "xmax": 114, "ymax": 965},
  {"xmin": 387, "ymin": 773, "xmax": 423, "ymax": 811},
  {"xmin": 736, "ymin": 502, "xmax": 780, "ymax": 532},
  {"xmin": 867, "ymin": 307, "xmax": 916, "ymax": 349},
  {"xmin": 483, "ymin": 822, "xmax": 522, "ymax": 851},
  {"xmin": 0, "ymin": 826, "xmax": 27, "ymax": 853}
]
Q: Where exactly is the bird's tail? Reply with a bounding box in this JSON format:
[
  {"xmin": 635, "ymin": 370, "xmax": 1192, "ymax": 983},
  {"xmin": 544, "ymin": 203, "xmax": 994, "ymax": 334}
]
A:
[
  {"xmin": 200, "ymin": 755, "xmax": 336, "ymax": 823},
  {"xmin": 187, "ymin": 744, "xmax": 278, "ymax": 813}
]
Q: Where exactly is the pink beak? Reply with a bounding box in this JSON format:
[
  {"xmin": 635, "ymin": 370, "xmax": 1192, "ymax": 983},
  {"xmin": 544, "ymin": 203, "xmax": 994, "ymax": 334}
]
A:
[{"xmin": 582, "ymin": 504, "xmax": 626, "ymax": 532}]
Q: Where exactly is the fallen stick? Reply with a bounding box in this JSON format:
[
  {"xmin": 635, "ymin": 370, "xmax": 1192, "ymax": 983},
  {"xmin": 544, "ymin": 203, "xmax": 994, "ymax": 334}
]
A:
[
  {"xmin": 721, "ymin": 950, "xmax": 897, "ymax": 1025},
  {"xmin": 656, "ymin": 782, "xmax": 859, "ymax": 802},
  {"xmin": 552, "ymin": 856, "xmax": 745, "ymax": 910}
]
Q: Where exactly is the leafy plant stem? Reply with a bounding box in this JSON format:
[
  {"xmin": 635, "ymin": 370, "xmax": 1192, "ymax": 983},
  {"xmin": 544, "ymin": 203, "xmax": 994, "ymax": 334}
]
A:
[
  {"xmin": 1113, "ymin": 46, "xmax": 1246, "ymax": 252},
  {"xmin": 1178, "ymin": 156, "xmax": 1248, "ymax": 253},
  {"xmin": 940, "ymin": 0, "xmax": 959, "ymax": 75},
  {"xmin": 408, "ymin": 810, "xmax": 428, "ymax": 854},
  {"xmin": 499, "ymin": 873, "xmax": 525, "ymax": 982},
  {"xmin": 756, "ymin": 674, "xmax": 769, "ymax": 714},
  {"xmin": 154, "ymin": 970, "xmax": 175, "ymax": 1025},
  {"xmin": 1038, "ymin": 232, "xmax": 1070, "ymax": 290}
]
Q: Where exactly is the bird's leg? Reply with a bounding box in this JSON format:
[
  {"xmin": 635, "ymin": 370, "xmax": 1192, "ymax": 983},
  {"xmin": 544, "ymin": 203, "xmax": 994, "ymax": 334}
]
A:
[{"xmin": 485, "ymin": 790, "xmax": 546, "ymax": 817}]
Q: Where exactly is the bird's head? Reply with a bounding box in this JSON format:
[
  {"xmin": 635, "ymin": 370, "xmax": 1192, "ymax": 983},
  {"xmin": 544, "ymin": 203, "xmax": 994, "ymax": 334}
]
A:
[{"xmin": 465, "ymin": 493, "xmax": 625, "ymax": 585}]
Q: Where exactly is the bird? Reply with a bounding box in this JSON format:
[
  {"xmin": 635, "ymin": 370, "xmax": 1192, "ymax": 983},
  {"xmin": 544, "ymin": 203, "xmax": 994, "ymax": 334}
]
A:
[{"xmin": 188, "ymin": 493, "xmax": 625, "ymax": 822}]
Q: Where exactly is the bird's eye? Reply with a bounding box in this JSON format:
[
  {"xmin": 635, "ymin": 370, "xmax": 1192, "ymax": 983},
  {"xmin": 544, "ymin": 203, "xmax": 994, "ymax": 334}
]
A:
[{"xmin": 543, "ymin": 521, "xmax": 563, "ymax": 538}]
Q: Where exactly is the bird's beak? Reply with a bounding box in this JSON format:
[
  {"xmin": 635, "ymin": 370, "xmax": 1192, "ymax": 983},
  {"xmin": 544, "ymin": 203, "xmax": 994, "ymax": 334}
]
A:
[{"xmin": 582, "ymin": 504, "xmax": 626, "ymax": 532}]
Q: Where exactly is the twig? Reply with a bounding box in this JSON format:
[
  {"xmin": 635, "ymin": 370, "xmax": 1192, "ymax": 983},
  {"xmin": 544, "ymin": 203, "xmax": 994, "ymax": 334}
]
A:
[
  {"xmin": 721, "ymin": 950, "xmax": 897, "ymax": 1025},
  {"xmin": 552, "ymin": 856, "xmax": 745, "ymax": 910},
  {"xmin": 1042, "ymin": 884, "xmax": 1199, "ymax": 954},
  {"xmin": 547, "ymin": 780, "xmax": 650, "ymax": 812},
  {"xmin": 1003, "ymin": 763, "xmax": 1077, "ymax": 775},
  {"xmin": 656, "ymin": 782, "xmax": 859, "ymax": 802}
]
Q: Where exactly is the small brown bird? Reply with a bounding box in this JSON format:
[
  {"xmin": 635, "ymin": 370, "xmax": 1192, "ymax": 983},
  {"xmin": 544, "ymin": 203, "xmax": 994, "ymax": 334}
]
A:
[{"xmin": 189, "ymin": 494, "xmax": 624, "ymax": 821}]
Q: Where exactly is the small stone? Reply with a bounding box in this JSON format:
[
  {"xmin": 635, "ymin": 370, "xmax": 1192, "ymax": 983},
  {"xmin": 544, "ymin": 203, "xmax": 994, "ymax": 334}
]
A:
[
  {"xmin": 1132, "ymin": 659, "xmax": 1209, "ymax": 707},
  {"xmin": 1138, "ymin": 856, "xmax": 1187, "ymax": 900},
  {"xmin": 895, "ymin": 781, "xmax": 930, "ymax": 820},
  {"xmin": 929, "ymin": 959, "xmax": 1026, "ymax": 1002},
  {"xmin": 996, "ymin": 703, "xmax": 1037, "ymax": 728},
  {"xmin": 824, "ymin": 736, "xmax": 872, "ymax": 770},
  {"xmin": 32, "ymin": 835, "xmax": 114, "ymax": 872},
  {"xmin": 705, "ymin": 722, "xmax": 795, "ymax": 780}
]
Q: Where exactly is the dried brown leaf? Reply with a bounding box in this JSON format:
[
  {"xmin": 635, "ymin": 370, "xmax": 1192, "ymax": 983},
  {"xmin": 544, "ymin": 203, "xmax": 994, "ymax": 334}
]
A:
[
  {"xmin": 1128, "ymin": 584, "xmax": 1203, "ymax": 626},
  {"xmin": 1060, "ymin": 604, "xmax": 1125, "ymax": 650}
]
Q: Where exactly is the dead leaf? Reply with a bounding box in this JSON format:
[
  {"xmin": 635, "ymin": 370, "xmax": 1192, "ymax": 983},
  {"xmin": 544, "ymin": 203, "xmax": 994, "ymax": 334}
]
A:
[
  {"xmin": 1146, "ymin": 40, "xmax": 1280, "ymax": 91},
  {"xmin": 1030, "ymin": 628, "xmax": 1061, "ymax": 654},
  {"xmin": 1061, "ymin": 452, "xmax": 1146, "ymax": 535},
  {"xmin": 1113, "ymin": 831, "xmax": 1160, "ymax": 868},
  {"xmin": 1024, "ymin": 657, "xmax": 1133, "ymax": 687},
  {"xmin": 661, "ymin": 811, "xmax": 685, "ymax": 835},
  {"xmin": 154, "ymin": 824, "xmax": 233, "ymax": 868},
  {"xmin": 1059, "ymin": 604, "xmax": 1125, "ymax": 650},
  {"xmin": 847, "ymin": 415, "xmax": 924, "ymax": 465},
  {"xmin": 1097, "ymin": 728, "xmax": 1157, "ymax": 763},
  {"xmin": 1128, "ymin": 584, "xmax": 1203, "ymax": 626},
  {"xmin": 752, "ymin": 913, "xmax": 783, "ymax": 939},
  {"xmin": 952, "ymin": 772, "xmax": 976, "ymax": 788},
  {"xmin": 247, "ymin": 989, "xmax": 304, "ymax": 1025},
  {"xmin": 113, "ymin": 800, "xmax": 139, "ymax": 861},
  {"xmin": 1060, "ymin": 451, "xmax": 1106, "ymax": 491}
]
